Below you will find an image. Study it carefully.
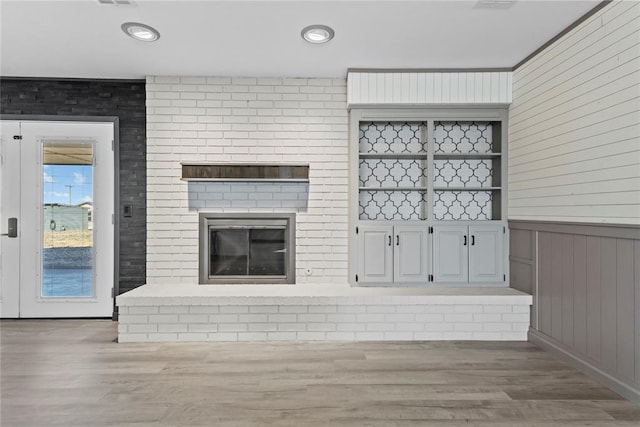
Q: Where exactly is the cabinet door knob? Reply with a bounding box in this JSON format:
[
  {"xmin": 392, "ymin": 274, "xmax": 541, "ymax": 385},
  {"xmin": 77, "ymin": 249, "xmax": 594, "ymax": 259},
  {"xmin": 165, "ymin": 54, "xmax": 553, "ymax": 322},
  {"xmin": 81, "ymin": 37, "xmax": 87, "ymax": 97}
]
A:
[
  {"xmin": 463, "ymin": 235, "xmax": 467, "ymax": 246},
  {"xmin": 396, "ymin": 235, "xmax": 399, "ymax": 246},
  {"xmin": 471, "ymin": 235, "xmax": 475, "ymax": 246},
  {"xmin": 388, "ymin": 235, "xmax": 392, "ymax": 246}
]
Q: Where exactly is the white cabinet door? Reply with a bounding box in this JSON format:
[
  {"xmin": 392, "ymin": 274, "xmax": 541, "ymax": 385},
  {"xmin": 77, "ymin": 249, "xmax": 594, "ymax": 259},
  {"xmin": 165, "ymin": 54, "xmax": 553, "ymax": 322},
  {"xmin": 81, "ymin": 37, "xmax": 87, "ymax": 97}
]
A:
[
  {"xmin": 393, "ymin": 225, "xmax": 429, "ymax": 283},
  {"xmin": 433, "ymin": 225, "xmax": 468, "ymax": 283},
  {"xmin": 357, "ymin": 224, "xmax": 393, "ymax": 284},
  {"xmin": 469, "ymin": 224, "xmax": 504, "ymax": 283}
]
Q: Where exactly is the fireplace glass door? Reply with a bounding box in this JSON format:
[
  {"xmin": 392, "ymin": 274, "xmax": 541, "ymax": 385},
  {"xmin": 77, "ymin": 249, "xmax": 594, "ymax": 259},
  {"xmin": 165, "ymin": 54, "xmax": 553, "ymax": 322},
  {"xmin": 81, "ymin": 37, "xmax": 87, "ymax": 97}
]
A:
[
  {"xmin": 209, "ymin": 228, "xmax": 286, "ymax": 277},
  {"xmin": 200, "ymin": 214, "xmax": 295, "ymax": 284}
]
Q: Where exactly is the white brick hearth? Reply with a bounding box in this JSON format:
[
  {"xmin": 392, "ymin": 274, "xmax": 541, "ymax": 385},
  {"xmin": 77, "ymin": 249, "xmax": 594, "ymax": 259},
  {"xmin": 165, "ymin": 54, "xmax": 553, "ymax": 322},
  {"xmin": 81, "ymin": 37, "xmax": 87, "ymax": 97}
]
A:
[{"xmin": 117, "ymin": 285, "xmax": 532, "ymax": 342}]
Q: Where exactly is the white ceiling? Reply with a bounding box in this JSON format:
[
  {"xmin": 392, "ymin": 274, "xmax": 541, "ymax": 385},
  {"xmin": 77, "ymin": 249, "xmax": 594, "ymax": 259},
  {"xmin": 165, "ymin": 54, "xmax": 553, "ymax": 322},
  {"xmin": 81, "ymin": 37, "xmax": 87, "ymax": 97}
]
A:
[{"xmin": 0, "ymin": 0, "xmax": 601, "ymax": 79}]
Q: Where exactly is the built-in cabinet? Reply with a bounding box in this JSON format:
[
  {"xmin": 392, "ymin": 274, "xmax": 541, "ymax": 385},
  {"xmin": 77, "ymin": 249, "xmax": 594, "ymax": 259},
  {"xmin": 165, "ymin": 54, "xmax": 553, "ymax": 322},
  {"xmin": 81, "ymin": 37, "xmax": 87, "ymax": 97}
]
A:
[
  {"xmin": 351, "ymin": 107, "xmax": 508, "ymax": 286},
  {"xmin": 433, "ymin": 224, "xmax": 504, "ymax": 283},
  {"xmin": 356, "ymin": 223, "xmax": 429, "ymax": 284},
  {"xmin": 357, "ymin": 224, "xmax": 393, "ymax": 284},
  {"xmin": 394, "ymin": 225, "xmax": 429, "ymax": 283}
]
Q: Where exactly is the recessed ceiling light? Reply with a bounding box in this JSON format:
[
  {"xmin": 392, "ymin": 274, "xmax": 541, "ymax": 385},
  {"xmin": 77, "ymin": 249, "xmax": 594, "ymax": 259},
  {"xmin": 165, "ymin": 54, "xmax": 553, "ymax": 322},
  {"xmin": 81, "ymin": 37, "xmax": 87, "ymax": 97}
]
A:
[
  {"xmin": 98, "ymin": 0, "xmax": 134, "ymax": 6},
  {"xmin": 121, "ymin": 22, "xmax": 160, "ymax": 42},
  {"xmin": 301, "ymin": 25, "xmax": 335, "ymax": 44},
  {"xmin": 474, "ymin": 0, "xmax": 516, "ymax": 9}
]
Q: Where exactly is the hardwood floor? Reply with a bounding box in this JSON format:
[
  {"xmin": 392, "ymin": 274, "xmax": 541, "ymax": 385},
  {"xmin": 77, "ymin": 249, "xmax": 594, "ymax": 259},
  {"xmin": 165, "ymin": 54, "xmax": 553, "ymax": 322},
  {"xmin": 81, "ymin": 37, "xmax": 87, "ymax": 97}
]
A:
[{"xmin": 1, "ymin": 320, "xmax": 638, "ymax": 426}]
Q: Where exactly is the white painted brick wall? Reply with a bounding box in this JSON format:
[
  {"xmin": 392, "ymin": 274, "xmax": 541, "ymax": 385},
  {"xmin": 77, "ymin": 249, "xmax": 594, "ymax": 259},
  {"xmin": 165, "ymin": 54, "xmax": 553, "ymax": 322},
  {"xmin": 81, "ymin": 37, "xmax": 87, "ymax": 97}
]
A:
[
  {"xmin": 146, "ymin": 76, "xmax": 349, "ymax": 284},
  {"xmin": 187, "ymin": 182, "xmax": 309, "ymax": 211},
  {"xmin": 118, "ymin": 300, "xmax": 531, "ymax": 343}
]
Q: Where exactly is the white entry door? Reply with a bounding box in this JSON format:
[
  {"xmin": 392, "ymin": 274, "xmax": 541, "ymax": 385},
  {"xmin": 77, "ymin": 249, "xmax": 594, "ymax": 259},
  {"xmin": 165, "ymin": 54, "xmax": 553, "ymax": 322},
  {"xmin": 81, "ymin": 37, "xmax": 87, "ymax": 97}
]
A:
[{"xmin": 0, "ymin": 120, "xmax": 114, "ymax": 318}]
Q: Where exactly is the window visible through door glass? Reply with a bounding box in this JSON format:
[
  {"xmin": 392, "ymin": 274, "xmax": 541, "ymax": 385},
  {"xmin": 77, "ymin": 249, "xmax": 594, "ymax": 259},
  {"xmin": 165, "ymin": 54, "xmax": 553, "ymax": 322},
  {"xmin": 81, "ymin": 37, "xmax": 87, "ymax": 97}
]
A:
[{"xmin": 42, "ymin": 141, "xmax": 94, "ymax": 297}]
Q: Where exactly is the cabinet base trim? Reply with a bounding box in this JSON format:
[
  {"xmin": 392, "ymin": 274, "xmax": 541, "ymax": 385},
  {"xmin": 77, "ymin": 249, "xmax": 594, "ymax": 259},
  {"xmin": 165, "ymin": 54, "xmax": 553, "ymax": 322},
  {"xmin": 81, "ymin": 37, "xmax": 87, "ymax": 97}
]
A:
[{"xmin": 355, "ymin": 283, "xmax": 510, "ymax": 288}]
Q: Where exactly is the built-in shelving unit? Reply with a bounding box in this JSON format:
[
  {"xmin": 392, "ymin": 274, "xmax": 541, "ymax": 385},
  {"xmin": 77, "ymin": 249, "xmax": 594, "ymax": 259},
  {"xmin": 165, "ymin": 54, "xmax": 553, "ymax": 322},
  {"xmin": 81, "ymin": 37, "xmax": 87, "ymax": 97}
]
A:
[
  {"xmin": 351, "ymin": 108, "xmax": 508, "ymax": 287},
  {"xmin": 432, "ymin": 121, "xmax": 502, "ymax": 221},
  {"xmin": 357, "ymin": 120, "xmax": 503, "ymax": 222},
  {"xmin": 358, "ymin": 122, "xmax": 429, "ymax": 221}
]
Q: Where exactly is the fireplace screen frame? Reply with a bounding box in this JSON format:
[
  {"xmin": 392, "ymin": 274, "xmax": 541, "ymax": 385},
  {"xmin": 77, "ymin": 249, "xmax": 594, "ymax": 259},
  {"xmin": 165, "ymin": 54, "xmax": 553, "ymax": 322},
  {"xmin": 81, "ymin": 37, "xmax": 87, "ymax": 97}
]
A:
[{"xmin": 199, "ymin": 213, "xmax": 295, "ymax": 284}]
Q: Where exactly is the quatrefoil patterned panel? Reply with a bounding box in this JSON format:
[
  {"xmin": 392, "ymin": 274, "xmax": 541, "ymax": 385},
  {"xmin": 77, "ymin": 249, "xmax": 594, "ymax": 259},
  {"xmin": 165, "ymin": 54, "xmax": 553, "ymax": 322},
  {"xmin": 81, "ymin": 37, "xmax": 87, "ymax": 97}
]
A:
[
  {"xmin": 433, "ymin": 191, "xmax": 493, "ymax": 220},
  {"xmin": 359, "ymin": 191, "xmax": 428, "ymax": 221},
  {"xmin": 359, "ymin": 122, "xmax": 426, "ymax": 154},
  {"xmin": 433, "ymin": 160, "xmax": 493, "ymax": 188},
  {"xmin": 359, "ymin": 159, "xmax": 425, "ymax": 188},
  {"xmin": 434, "ymin": 122, "xmax": 493, "ymax": 154}
]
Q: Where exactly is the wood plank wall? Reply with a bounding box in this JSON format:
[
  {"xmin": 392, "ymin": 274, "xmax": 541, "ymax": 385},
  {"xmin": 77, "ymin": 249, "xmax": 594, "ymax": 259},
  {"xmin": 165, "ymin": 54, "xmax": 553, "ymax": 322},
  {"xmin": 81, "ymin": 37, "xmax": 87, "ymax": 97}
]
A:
[
  {"xmin": 508, "ymin": 1, "xmax": 640, "ymax": 224},
  {"xmin": 347, "ymin": 71, "xmax": 512, "ymax": 105},
  {"xmin": 509, "ymin": 221, "xmax": 640, "ymax": 403}
]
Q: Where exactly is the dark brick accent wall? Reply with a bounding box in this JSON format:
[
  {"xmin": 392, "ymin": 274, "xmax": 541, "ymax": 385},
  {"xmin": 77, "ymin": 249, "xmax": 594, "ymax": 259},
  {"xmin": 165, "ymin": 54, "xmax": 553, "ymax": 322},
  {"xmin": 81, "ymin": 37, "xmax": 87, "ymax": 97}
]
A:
[{"xmin": 0, "ymin": 78, "xmax": 146, "ymax": 296}]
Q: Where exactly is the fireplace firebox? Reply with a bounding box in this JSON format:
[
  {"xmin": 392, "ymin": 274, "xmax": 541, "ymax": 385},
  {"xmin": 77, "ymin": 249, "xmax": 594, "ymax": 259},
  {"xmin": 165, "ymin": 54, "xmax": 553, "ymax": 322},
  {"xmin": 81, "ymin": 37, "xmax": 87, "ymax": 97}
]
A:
[{"xmin": 199, "ymin": 213, "xmax": 295, "ymax": 284}]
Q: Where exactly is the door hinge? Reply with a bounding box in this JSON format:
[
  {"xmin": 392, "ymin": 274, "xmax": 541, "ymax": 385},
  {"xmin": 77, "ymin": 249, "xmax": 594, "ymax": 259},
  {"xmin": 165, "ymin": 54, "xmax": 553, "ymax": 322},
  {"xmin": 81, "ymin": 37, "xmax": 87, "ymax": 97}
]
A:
[
  {"xmin": 503, "ymin": 226, "xmax": 506, "ymax": 234},
  {"xmin": 13, "ymin": 135, "xmax": 22, "ymax": 140},
  {"xmin": 355, "ymin": 274, "xmax": 358, "ymax": 282},
  {"xmin": 111, "ymin": 288, "xmax": 115, "ymax": 298},
  {"xmin": 356, "ymin": 226, "xmax": 358, "ymax": 234}
]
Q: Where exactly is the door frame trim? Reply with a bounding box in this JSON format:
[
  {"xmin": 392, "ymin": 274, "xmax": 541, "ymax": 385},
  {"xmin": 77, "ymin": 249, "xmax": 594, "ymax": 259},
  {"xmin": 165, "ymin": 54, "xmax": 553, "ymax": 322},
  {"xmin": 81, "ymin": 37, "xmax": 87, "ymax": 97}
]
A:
[{"xmin": 1, "ymin": 115, "xmax": 120, "ymax": 319}]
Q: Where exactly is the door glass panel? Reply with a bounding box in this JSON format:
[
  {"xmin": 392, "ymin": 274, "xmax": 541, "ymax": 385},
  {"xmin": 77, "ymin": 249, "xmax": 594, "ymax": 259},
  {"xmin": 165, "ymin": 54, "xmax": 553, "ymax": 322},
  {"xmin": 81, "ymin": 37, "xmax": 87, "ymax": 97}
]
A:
[{"xmin": 42, "ymin": 141, "xmax": 94, "ymax": 297}]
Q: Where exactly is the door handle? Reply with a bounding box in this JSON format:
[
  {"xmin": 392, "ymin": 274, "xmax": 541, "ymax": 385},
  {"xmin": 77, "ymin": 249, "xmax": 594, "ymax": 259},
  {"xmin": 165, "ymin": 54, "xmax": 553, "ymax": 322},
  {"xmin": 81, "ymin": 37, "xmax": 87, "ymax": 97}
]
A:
[
  {"xmin": 463, "ymin": 235, "xmax": 467, "ymax": 246},
  {"xmin": 396, "ymin": 235, "xmax": 399, "ymax": 246},
  {"xmin": 471, "ymin": 235, "xmax": 475, "ymax": 246},
  {"xmin": 1, "ymin": 218, "xmax": 17, "ymax": 238},
  {"xmin": 388, "ymin": 235, "xmax": 392, "ymax": 246}
]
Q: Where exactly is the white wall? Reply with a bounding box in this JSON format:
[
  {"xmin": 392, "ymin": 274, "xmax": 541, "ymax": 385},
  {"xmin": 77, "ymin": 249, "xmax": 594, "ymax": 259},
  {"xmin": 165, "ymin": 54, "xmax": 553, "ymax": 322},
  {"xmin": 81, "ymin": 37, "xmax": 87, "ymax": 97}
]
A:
[
  {"xmin": 146, "ymin": 76, "xmax": 349, "ymax": 284},
  {"xmin": 508, "ymin": 1, "xmax": 640, "ymax": 224}
]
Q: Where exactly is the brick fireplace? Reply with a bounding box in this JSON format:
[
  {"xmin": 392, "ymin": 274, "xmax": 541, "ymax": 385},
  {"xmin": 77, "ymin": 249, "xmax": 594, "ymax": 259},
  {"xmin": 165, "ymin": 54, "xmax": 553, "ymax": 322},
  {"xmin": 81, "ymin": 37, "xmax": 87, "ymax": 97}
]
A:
[
  {"xmin": 199, "ymin": 213, "xmax": 296, "ymax": 284},
  {"xmin": 146, "ymin": 76, "xmax": 349, "ymax": 285}
]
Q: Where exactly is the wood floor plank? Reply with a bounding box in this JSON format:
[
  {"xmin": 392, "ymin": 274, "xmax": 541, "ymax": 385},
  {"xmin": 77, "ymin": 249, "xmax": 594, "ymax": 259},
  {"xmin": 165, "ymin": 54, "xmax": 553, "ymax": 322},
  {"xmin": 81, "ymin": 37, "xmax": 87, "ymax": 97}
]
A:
[{"xmin": 1, "ymin": 319, "xmax": 638, "ymax": 427}]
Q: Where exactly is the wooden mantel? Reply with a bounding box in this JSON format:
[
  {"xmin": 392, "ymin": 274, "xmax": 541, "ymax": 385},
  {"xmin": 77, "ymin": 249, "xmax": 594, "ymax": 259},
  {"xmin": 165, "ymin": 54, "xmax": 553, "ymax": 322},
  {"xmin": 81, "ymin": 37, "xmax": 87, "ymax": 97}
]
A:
[{"xmin": 181, "ymin": 163, "xmax": 309, "ymax": 182}]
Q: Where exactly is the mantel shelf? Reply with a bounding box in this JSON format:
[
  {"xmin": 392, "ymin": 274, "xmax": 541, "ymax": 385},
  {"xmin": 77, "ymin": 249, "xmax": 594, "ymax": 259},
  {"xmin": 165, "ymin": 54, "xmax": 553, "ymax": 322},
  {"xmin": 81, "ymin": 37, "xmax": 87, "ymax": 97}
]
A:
[
  {"xmin": 359, "ymin": 153, "xmax": 500, "ymax": 159},
  {"xmin": 183, "ymin": 178, "xmax": 309, "ymax": 183},
  {"xmin": 359, "ymin": 153, "xmax": 428, "ymax": 159},
  {"xmin": 434, "ymin": 153, "xmax": 501, "ymax": 159},
  {"xmin": 433, "ymin": 187, "xmax": 501, "ymax": 191},
  {"xmin": 360, "ymin": 187, "xmax": 429, "ymax": 191},
  {"xmin": 181, "ymin": 163, "xmax": 309, "ymax": 182}
]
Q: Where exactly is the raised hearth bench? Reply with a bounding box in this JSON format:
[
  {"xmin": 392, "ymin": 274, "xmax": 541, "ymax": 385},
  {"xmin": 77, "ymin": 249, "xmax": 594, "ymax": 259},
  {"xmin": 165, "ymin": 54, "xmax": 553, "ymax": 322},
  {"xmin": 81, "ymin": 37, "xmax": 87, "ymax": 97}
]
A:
[{"xmin": 116, "ymin": 285, "xmax": 532, "ymax": 343}]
